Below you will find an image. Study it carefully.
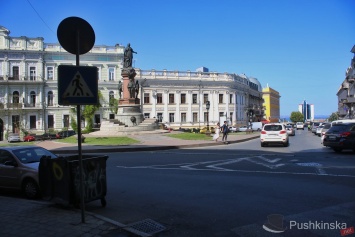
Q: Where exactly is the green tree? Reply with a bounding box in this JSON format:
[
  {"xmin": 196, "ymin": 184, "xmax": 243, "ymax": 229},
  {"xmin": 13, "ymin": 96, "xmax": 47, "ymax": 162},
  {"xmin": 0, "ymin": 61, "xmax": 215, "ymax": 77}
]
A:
[
  {"xmin": 70, "ymin": 91, "xmax": 104, "ymax": 133},
  {"xmin": 290, "ymin": 111, "xmax": 304, "ymax": 122},
  {"xmin": 328, "ymin": 112, "xmax": 338, "ymax": 122}
]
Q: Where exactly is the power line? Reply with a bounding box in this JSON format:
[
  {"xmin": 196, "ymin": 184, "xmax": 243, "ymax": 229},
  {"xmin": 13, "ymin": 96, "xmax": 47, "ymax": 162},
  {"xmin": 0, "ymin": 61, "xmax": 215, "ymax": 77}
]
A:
[{"xmin": 26, "ymin": 0, "xmax": 55, "ymax": 35}]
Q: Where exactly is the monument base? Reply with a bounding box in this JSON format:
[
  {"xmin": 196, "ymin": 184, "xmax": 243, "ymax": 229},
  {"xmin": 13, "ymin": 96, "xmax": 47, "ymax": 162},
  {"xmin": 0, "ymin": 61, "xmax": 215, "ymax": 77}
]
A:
[{"xmin": 115, "ymin": 104, "xmax": 143, "ymax": 127}]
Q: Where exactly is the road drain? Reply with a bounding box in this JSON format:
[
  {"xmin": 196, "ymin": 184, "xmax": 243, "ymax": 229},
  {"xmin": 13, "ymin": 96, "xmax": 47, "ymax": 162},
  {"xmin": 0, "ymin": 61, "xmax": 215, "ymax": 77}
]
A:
[{"xmin": 124, "ymin": 218, "xmax": 166, "ymax": 236}]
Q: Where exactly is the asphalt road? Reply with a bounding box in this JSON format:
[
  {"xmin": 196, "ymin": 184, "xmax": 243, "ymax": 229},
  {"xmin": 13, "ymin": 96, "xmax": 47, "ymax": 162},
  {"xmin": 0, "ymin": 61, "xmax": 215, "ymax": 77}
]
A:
[{"xmin": 86, "ymin": 129, "xmax": 355, "ymax": 237}]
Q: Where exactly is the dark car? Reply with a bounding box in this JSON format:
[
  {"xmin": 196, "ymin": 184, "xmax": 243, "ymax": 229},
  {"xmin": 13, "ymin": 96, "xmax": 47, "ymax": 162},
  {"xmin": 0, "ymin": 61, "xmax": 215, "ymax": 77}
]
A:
[
  {"xmin": 323, "ymin": 122, "xmax": 355, "ymax": 152},
  {"xmin": 35, "ymin": 133, "xmax": 57, "ymax": 141},
  {"xmin": 0, "ymin": 146, "xmax": 58, "ymax": 198},
  {"xmin": 56, "ymin": 130, "xmax": 76, "ymax": 139}
]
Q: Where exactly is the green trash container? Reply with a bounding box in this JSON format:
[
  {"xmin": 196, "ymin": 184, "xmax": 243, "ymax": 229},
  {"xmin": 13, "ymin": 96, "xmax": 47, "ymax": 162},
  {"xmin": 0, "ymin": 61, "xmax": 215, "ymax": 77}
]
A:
[{"xmin": 39, "ymin": 155, "xmax": 109, "ymax": 207}]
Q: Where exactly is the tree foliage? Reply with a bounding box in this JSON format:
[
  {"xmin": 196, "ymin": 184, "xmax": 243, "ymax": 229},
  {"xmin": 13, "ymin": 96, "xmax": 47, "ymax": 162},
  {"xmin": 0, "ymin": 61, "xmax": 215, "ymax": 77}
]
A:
[
  {"xmin": 290, "ymin": 111, "xmax": 304, "ymax": 122},
  {"xmin": 328, "ymin": 112, "xmax": 338, "ymax": 122}
]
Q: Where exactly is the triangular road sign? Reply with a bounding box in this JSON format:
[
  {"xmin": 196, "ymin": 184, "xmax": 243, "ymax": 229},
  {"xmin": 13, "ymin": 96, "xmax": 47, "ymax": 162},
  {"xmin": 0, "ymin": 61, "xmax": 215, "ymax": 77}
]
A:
[{"xmin": 63, "ymin": 71, "xmax": 94, "ymax": 98}]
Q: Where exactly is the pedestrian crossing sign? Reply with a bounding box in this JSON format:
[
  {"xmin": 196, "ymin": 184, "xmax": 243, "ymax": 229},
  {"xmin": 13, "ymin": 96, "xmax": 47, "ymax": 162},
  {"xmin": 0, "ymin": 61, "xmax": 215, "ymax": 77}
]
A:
[{"xmin": 58, "ymin": 65, "xmax": 98, "ymax": 105}]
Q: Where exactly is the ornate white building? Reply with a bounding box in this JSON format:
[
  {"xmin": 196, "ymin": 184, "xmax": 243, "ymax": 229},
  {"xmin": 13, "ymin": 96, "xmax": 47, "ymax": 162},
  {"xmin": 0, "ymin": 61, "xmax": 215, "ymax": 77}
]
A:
[
  {"xmin": 337, "ymin": 45, "xmax": 355, "ymax": 119},
  {"xmin": 0, "ymin": 26, "xmax": 264, "ymax": 140}
]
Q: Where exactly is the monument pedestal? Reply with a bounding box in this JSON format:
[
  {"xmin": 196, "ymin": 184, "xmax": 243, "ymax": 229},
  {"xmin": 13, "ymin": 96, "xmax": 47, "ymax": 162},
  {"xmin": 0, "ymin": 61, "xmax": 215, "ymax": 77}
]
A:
[{"xmin": 115, "ymin": 68, "xmax": 143, "ymax": 127}]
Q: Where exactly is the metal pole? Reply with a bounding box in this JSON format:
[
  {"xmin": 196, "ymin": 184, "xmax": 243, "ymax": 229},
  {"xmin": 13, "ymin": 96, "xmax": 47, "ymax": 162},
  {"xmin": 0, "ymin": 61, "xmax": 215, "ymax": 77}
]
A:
[{"xmin": 76, "ymin": 30, "xmax": 85, "ymax": 223}]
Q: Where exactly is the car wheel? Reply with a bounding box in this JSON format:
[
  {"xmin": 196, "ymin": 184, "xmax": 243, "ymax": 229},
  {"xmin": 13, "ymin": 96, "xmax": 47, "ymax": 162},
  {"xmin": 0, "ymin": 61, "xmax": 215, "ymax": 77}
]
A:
[
  {"xmin": 332, "ymin": 148, "xmax": 342, "ymax": 153},
  {"xmin": 261, "ymin": 142, "xmax": 265, "ymax": 147},
  {"xmin": 283, "ymin": 140, "xmax": 289, "ymax": 147},
  {"xmin": 22, "ymin": 179, "xmax": 40, "ymax": 199}
]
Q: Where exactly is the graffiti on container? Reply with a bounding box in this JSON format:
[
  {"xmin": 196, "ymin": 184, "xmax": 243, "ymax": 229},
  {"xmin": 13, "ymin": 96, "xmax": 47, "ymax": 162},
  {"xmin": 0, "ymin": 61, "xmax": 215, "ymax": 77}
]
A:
[{"xmin": 72, "ymin": 159, "xmax": 106, "ymax": 201}]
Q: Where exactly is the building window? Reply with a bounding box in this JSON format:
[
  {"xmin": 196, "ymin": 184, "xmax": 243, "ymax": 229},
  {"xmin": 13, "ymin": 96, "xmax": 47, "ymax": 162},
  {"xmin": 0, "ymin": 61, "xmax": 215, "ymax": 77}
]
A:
[
  {"xmin": 30, "ymin": 116, "xmax": 36, "ymax": 129},
  {"xmin": 109, "ymin": 114, "xmax": 115, "ymax": 119},
  {"xmin": 47, "ymin": 115, "xmax": 54, "ymax": 129},
  {"xmin": 97, "ymin": 67, "xmax": 100, "ymax": 80},
  {"xmin": 144, "ymin": 113, "xmax": 150, "ymax": 118},
  {"xmin": 230, "ymin": 112, "xmax": 233, "ymax": 124},
  {"xmin": 157, "ymin": 93, "xmax": 163, "ymax": 104},
  {"xmin": 12, "ymin": 115, "xmax": 20, "ymax": 133},
  {"xmin": 192, "ymin": 94, "xmax": 197, "ymax": 104},
  {"xmin": 157, "ymin": 113, "xmax": 163, "ymax": 122},
  {"xmin": 193, "ymin": 112, "xmax": 198, "ymax": 123},
  {"xmin": 30, "ymin": 91, "xmax": 36, "ymax": 107},
  {"xmin": 47, "ymin": 91, "xmax": 53, "ymax": 106},
  {"xmin": 169, "ymin": 113, "xmax": 175, "ymax": 122},
  {"xmin": 30, "ymin": 67, "xmax": 36, "ymax": 81},
  {"xmin": 144, "ymin": 93, "xmax": 150, "ymax": 103},
  {"xmin": 13, "ymin": 91, "xmax": 19, "ymax": 104},
  {"xmin": 219, "ymin": 94, "xmax": 223, "ymax": 103},
  {"xmin": 181, "ymin": 113, "xmax": 186, "ymax": 122},
  {"xmin": 63, "ymin": 115, "xmax": 70, "ymax": 128},
  {"xmin": 109, "ymin": 91, "xmax": 114, "ymax": 106},
  {"xmin": 169, "ymin": 93, "xmax": 174, "ymax": 104},
  {"xmin": 181, "ymin": 94, "xmax": 186, "ymax": 104},
  {"xmin": 204, "ymin": 112, "xmax": 208, "ymax": 122},
  {"xmin": 108, "ymin": 67, "xmax": 114, "ymax": 81},
  {"xmin": 12, "ymin": 66, "xmax": 19, "ymax": 80},
  {"xmin": 203, "ymin": 94, "xmax": 208, "ymax": 104},
  {"xmin": 219, "ymin": 112, "xmax": 225, "ymax": 118},
  {"xmin": 47, "ymin": 67, "xmax": 54, "ymax": 80},
  {"xmin": 230, "ymin": 94, "xmax": 233, "ymax": 103}
]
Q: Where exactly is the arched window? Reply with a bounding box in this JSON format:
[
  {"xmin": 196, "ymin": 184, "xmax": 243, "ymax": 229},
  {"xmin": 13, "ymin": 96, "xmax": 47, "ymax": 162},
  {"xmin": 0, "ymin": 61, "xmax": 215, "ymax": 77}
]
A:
[
  {"xmin": 109, "ymin": 91, "xmax": 115, "ymax": 106},
  {"xmin": 12, "ymin": 91, "xmax": 19, "ymax": 104},
  {"xmin": 30, "ymin": 91, "xmax": 36, "ymax": 107},
  {"xmin": 47, "ymin": 91, "xmax": 53, "ymax": 106}
]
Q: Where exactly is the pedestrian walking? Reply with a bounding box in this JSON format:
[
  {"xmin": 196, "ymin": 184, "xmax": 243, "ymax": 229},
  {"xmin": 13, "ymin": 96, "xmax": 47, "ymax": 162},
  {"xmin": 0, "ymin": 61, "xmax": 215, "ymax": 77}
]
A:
[
  {"xmin": 212, "ymin": 122, "xmax": 221, "ymax": 142},
  {"xmin": 221, "ymin": 121, "xmax": 229, "ymax": 142}
]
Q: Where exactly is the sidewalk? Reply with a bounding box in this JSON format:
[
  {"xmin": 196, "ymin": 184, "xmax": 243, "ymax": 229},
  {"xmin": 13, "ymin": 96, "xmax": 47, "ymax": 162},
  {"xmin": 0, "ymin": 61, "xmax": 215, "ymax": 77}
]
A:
[{"xmin": 0, "ymin": 131, "xmax": 259, "ymax": 237}]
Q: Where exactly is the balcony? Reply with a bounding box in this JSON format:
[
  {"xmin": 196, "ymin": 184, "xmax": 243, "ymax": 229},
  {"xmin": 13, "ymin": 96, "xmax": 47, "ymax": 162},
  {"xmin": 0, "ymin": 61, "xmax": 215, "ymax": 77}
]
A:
[{"xmin": 6, "ymin": 103, "xmax": 23, "ymax": 109}]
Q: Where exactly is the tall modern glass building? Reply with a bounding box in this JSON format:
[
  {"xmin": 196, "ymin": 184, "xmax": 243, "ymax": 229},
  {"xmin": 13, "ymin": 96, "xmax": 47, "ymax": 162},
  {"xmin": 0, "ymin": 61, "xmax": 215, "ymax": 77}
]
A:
[{"xmin": 298, "ymin": 100, "xmax": 314, "ymax": 121}]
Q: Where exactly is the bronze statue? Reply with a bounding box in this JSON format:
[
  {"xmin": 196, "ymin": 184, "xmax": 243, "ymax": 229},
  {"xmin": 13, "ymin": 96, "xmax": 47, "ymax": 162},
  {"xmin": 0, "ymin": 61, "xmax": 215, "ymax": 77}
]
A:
[
  {"xmin": 123, "ymin": 43, "xmax": 137, "ymax": 68},
  {"xmin": 128, "ymin": 79, "xmax": 135, "ymax": 98},
  {"xmin": 118, "ymin": 81, "xmax": 122, "ymax": 99},
  {"xmin": 135, "ymin": 80, "xmax": 140, "ymax": 98}
]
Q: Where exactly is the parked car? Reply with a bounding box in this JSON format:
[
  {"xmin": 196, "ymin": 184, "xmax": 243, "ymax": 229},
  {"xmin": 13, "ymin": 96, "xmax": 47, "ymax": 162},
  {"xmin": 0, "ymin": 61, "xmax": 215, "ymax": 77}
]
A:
[
  {"xmin": 56, "ymin": 130, "xmax": 76, "ymax": 139},
  {"xmin": 311, "ymin": 122, "xmax": 322, "ymax": 134},
  {"xmin": 228, "ymin": 126, "xmax": 238, "ymax": 132},
  {"xmin": 321, "ymin": 123, "xmax": 331, "ymax": 144},
  {"xmin": 0, "ymin": 146, "xmax": 58, "ymax": 198},
  {"xmin": 7, "ymin": 133, "xmax": 21, "ymax": 143},
  {"xmin": 323, "ymin": 122, "xmax": 355, "ymax": 152},
  {"xmin": 37, "ymin": 133, "xmax": 57, "ymax": 140},
  {"xmin": 316, "ymin": 124, "xmax": 325, "ymax": 137},
  {"xmin": 260, "ymin": 123, "xmax": 289, "ymax": 147},
  {"xmin": 251, "ymin": 122, "xmax": 263, "ymax": 131},
  {"xmin": 238, "ymin": 126, "xmax": 248, "ymax": 132},
  {"xmin": 285, "ymin": 125, "xmax": 295, "ymax": 136},
  {"xmin": 23, "ymin": 134, "xmax": 36, "ymax": 142}
]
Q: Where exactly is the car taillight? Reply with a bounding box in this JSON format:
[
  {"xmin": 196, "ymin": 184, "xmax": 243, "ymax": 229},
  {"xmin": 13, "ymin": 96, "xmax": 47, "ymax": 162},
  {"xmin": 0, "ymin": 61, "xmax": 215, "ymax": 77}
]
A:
[
  {"xmin": 261, "ymin": 131, "xmax": 267, "ymax": 134},
  {"xmin": 340, "ymin": 132, "xmax": 351, "ymax": 137},
  {"xmin": 280, "ymin": 130, "xmax": 286, "ymax": 134}
]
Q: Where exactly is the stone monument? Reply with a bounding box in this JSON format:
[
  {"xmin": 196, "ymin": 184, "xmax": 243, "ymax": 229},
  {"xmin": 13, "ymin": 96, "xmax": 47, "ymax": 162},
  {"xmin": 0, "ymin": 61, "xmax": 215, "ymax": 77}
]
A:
[{"xmin": 116, "ymin": 43, "xmax": 143, "ymax": 126}]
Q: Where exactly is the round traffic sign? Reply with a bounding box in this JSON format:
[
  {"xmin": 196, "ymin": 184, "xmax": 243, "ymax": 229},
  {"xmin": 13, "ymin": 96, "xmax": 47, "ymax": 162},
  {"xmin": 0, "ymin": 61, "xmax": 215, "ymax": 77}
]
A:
[{"xmin": 57, "ymin": 17, "xmax": 95, "ymax": 55}]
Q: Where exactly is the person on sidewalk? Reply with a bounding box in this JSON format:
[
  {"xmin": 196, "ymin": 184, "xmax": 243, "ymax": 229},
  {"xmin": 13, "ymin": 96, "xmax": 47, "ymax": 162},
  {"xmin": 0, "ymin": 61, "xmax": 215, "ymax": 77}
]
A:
[
  {"xmin": 221, "ymin": 121, "xmax": 229, "ymax": 143},
  {"xmin": 212, "ymin": 122, "xmax": 221, "ymax": 142}
]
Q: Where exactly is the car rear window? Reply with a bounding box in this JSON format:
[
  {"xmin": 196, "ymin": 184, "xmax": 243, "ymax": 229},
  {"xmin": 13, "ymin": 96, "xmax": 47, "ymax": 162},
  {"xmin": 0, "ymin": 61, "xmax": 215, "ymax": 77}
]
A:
[
  {"xmin": 327, "ymin": 123, "xmax": 355, "ymax": 133},
  {"xmin": 264, "ymin": 125, "xmax": 283, "ymax": 131}
]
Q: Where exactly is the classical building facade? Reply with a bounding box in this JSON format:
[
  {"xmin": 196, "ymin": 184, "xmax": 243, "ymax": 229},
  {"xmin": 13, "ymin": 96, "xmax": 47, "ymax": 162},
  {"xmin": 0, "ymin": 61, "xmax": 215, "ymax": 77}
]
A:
[
  {"xmin": 262, "ymin": 85, "xmax": 280, "ymax": 122},
  {"xmin": 337, "ymin": 45, "xmax": 355, "ymax": 119},
  {"xmin": 0, "ymin": 26, "xmax": 264, "ymax": 140}
]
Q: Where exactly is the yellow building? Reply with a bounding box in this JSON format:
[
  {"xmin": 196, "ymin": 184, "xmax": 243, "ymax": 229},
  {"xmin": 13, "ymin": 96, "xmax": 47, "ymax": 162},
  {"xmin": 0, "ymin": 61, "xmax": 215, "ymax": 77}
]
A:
[{"xmin": 262, "ymin": 85, "xmax": 281, "ymax": 122}]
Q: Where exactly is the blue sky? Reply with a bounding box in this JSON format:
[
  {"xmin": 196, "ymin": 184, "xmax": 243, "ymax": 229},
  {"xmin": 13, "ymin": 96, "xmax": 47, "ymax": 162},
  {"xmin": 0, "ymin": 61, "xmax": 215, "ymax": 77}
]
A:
[{"xmin": 1, "ymin": 0, "xmax": 354, "ymax": 117}]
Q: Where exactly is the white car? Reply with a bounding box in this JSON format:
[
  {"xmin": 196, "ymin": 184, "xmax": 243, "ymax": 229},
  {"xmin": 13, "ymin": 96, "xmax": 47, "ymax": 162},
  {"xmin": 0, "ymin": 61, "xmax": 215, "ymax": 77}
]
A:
[
  {"xmin": 296, "ymin": 122, "xmax": 304, "ymax": 130},
  {"xmin": 8, "ymin": 133, "xmax": 21, "ymax": 143},
  {"xmin": 228, "ymin": 126, "xmax": 238, "ymax": 132},
  {"xmin": 260, "ymin": 123, "xmax": 289, "ymax": 147},
  {"xmin": 238, "ymin": 126, "xmax": 248, "ymax": 132}
]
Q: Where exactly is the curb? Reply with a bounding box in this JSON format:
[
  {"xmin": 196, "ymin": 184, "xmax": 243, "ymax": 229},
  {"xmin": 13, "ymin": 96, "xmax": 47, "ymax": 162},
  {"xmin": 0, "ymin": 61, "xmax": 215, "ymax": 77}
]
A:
[{"xmin": 49, "ymin": 135, "xmax": 260, "ymax": 154}]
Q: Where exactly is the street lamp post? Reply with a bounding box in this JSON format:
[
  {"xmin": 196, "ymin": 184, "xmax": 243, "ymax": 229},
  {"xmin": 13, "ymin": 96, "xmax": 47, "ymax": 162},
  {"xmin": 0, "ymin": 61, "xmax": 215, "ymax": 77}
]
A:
[{"xmin": 206, "ymin": 101, "xmax": 210, "ymax": 136}]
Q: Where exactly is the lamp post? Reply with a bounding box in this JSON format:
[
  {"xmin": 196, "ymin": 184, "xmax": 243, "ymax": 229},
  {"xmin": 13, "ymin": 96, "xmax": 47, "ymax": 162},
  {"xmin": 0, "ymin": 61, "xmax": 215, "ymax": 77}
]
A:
[{"xmin": 206, "ymin": 101, "xmax": 210, "ymax": 136}]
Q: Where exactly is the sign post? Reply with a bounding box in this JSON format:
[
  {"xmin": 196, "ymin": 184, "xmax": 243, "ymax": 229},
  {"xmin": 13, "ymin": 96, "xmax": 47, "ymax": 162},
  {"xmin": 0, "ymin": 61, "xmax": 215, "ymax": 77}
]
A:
[{"xmin": 57, "ymin": 16, "xmax": 96, "ymax": 223}]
